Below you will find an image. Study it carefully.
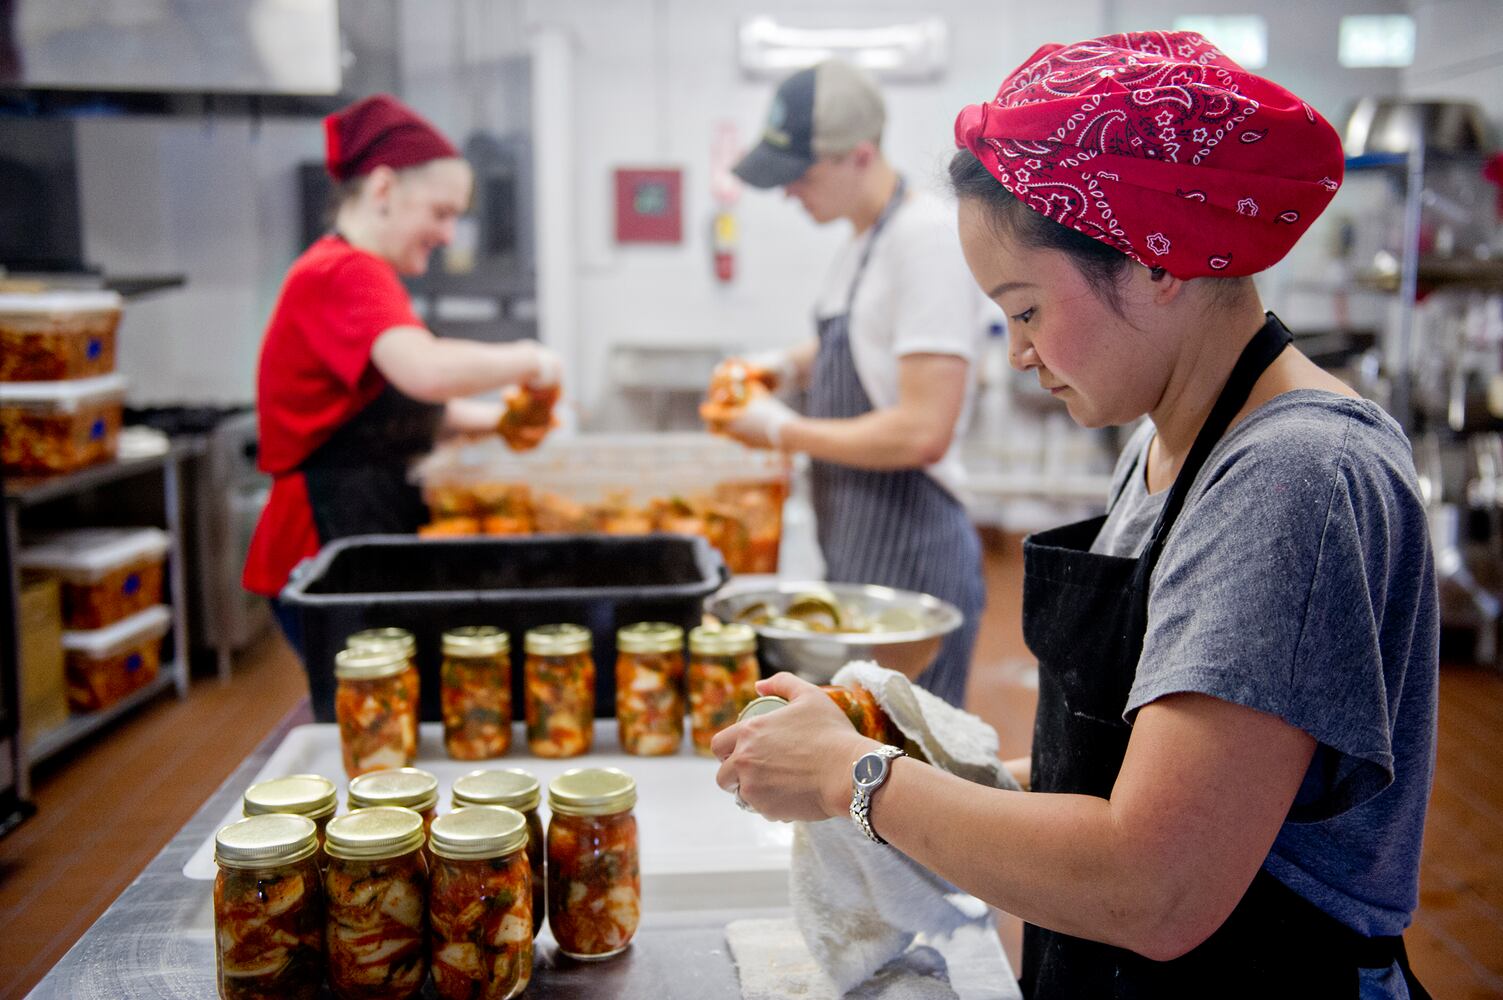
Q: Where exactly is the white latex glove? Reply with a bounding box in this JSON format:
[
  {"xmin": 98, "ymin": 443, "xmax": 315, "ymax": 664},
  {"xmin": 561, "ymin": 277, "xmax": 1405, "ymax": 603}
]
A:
[
  {"xmin": 724, "ymin": 392, "xmax": 798, "ymax": 450},
  {"xmin": 742, "ymin": 348, "xmax": 800, "ymax": 395},
  {"xmin": 520, "ymin": 341, "xmax": 563, "ymax": 389}
]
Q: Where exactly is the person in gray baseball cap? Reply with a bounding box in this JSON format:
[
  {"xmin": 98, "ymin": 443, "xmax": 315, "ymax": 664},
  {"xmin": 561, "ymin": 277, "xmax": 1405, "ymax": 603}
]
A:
[{"xmin": 713, "ymin": 59, "xmax": 990, "ymax": 709}]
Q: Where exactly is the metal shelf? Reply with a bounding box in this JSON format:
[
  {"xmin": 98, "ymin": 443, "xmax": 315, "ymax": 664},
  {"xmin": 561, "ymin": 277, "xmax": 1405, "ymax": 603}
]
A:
[
  {"xmin": 5, "ymin": 451, "xmax": 174, "ymax": 508},
  {"xmin": 26, "ymin": 668, "xmax": 177, "ymax": 764}
]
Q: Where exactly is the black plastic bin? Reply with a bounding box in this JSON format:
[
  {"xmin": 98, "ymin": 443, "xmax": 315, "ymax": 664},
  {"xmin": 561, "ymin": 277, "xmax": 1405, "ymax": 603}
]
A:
[{"xmin": 280, "ymin": 533, "xmax": 727, "ymax": 723}]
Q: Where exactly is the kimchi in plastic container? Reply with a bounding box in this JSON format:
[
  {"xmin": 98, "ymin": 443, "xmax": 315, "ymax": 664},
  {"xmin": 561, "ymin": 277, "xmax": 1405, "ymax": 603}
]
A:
[
  {"xmin": 0, "ymin": 373, "xmax": 125, "ymax": 475},
  {"xmin": 60, "ymin": 604, "xmax": 169, "ymax": 712},
  {"xmin": 416, "ymin": 433, "xmax": 788, "ymax": 574},
  {"xmin": 20, "ymin": 526, "xmax": 169, "ymax": 629},
  {"xmin": 0, "ymin": 290, "xmax": 121, "ymax": 382}
]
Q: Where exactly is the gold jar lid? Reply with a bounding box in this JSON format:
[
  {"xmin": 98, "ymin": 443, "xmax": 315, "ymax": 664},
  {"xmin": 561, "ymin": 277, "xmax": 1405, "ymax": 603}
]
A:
[
  {"xmin": 348, "ymin": 767, "xmax": 439, "ymax": 813},
  {"xmin": 689, "ymin": 622, "xmax": 757, "ymax": 656},
  {"xmin": 243, "ymin": 773, "xmax": 337, "ymax": 821},
  {"xmin": 325, "ymin": 806, "xmax": 426, "ymax": 861},
  {"xmin": 524, "ymin": 623, "xmax": 591, "ymax": 656},
  {"xmin": 334, "ymin": 646, "xmax": 409, "ymax": 681},
  {"xmin": 548, "ymin": 767, "xmax": 636, "ymax": 817},
  {"xmin": 346, "ymin": 627, "xmax": 417, "ymax": 658},
  {"xmin": 429, "ymin": 806, "xmax": 529, "ymax": 860},
  {"xmin": 617, "ymin": 621, "xmax": 685, "ymax": 655},
  {"xmin": 452, "ymin": 768, "xmax": 541, "ymax": 813},
  {"xmin": 442, "ymin": 625, "xmax": 510, "ymax": 657},
  {"xmin": 738, "ymin": 695, "xmax": 788, "ymax": 722},
  {"xmin": 215, "ymin": 813, "xmax": 318, "ymax": 869}
]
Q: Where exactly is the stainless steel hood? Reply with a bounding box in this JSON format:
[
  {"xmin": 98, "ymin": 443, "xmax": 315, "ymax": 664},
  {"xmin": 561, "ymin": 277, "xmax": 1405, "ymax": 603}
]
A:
[{"xmin": 2, "ymin": 0, "xmax": 342, "ymax": 96}]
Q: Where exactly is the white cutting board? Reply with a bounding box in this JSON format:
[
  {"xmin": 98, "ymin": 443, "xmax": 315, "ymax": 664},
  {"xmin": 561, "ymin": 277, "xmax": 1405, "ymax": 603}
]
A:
[{"xmin": 184, "ymin": 721, "xmax": 794, "ymax": 913}]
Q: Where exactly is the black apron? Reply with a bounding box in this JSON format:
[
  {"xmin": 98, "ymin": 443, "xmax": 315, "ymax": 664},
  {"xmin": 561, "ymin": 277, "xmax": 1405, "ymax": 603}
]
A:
[
  {"xmin": 808, "ymin": 177, "xmax": 985, "ymax": 709},
  {"xmin": 300, "ymin": 381, "xmax": 444, "ymax": 544},
  {"xmin": 1019, "ymin": 314, "xmax": 1430, "ymax": 999}
]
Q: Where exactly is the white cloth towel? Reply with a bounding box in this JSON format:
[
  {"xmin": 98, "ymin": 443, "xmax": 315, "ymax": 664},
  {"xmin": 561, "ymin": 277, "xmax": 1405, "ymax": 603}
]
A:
[{"xmin": 787, "ymin": 662, "xmax": 1022, "ymax": 994}]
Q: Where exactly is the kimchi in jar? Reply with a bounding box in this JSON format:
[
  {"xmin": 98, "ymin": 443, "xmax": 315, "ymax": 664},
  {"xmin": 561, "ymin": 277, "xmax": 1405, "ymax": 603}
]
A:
[
  {"xmin": 615, "ymin": 622, "xmax": 685, "ymax": 756},
  {"xmin": 440, "ymin": 626, "xmax": 512, "ymax": 760},
  {"xmin": 242, "ymin": 773, "xmax": 338, "ymax": 862},
  {"xmin": 523, "ymin": 624, "xmax": 594, "ymax": 758},
  {"xmin": 323, "ymin": 807, "xmax": 429, "ymax": 1000},
  {"xmin": 334, "ymin": 646, "xmax": 419, "ymax": 778},
  {"xmin": 452, "ymin": 768, "xmax": 545, "ymax": 938},
  {"xmin": 687, "ymin": 623, "xmax": 759, "ymax": 754},
  {"xmin": 346, "ymin": 627, "xmax": 421, "ymax": 717},
  {"xmin": 428, "ymin": 806, "xmax": 534, "ymax": 999},
  {"xmin": 213, "ymin": 813, "xmax": 324, "ymax": 1000},
  {"xmin": 546, "ymin": 768, "xmax": 640, "ymax": 960}
]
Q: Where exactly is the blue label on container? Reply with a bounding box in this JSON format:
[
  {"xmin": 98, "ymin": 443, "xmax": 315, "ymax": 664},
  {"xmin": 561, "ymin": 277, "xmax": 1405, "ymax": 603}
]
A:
[
  {"xmin": 90, "ymin": 418, "xmax": 105, "ymax": 440},
  {"xmin": 126, "ymin": 653, "xmax": 143, "ymax": 673},
  {"xmin": 124, "ymin": 573, "xmax": 141, "ymax": 596},
  {"xmin": 87, "ymin": 338, "xmax": 103, "ymax": 360}
]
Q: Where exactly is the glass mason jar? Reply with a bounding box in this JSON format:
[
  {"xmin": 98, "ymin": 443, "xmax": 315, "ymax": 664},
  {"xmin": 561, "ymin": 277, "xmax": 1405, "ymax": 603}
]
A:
[
  {"xmin": 334, "ymin": 646, "xmax": 419, "ymax": 778},
  {"xmin": 242, "ymin": 773, "xmax": 338, "ymax": 863},
  {"xmin": 214, "ymin": 813, "xmax": 325, "ymax": 1000},
  {"xmin": 546, "ymin": 767, "xmax": 640, "ymax": 960},
  {"xmin": 428, "ymin": 806, "xmax": 534, "ymax": 1000},
  {"xmin": 523, "ymin": 624, "xmax": 594, "ymax": 758},
  {"xmin": 452, "ymin": 768, "xmax": 545, "ymax": 938},
  {"xmin": 687, "ymin": 623, "xmax": 759, "ymax": 754},
  {"xmin": 348, "ymin": 767, "xmax": 439, "ymax": 862},
  {"xmin": 615, "ymin": 622, "xmax": 685, "ymax": 756},
  {"xmin": 323, "ymin": 807, "xmax": 430, "ymax": 1000},
  {"xmin": 440, "ymin": 626, "xmax": 512, "ymax": 760},
  {"xmin": 345, "ymin": 627, "xmax": 421, "ymax": 710}
]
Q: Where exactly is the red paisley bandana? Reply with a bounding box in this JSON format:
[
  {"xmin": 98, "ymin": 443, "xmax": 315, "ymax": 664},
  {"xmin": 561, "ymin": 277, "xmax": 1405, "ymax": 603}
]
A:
[{"xmin": 954, "ymin": 31, "xmax": 1344, "ymax": 278}]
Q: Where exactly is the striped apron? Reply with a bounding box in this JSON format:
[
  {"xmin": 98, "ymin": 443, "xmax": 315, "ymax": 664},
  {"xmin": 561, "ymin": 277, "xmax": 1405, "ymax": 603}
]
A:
[{"xmin": 807, "ymin": 178, "xmax": 986, "ymax": 708}]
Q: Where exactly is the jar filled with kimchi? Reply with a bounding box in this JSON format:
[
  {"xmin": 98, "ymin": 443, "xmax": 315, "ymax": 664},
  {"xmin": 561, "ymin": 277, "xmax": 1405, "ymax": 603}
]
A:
[
  {"xmin": 452, "ymin": 769, "xmax": 544, "ymax": 938},
  {"xmin": 346, "ymin": 627, "xmax": 421, "ymax": 713},
  {"xmin": 615, "ymin": 622, "xmax": 685, "ymax": 756},
  {"xmin": 242, "ymin": 773, "xmax": 338, "ymax": 861},
  {"xmin": 523, "ymin": 624, "xmax": 594, "ymax": 758},
  {"xmin": 440, "ymin": 626, "xmax": 512, "ymax": 760},
  {"xmin": 348, "ymin": 767, "xmax": 440, "ymax": 860},
  {"xmin": 335, "ymin": 646, "xmax": 420, "ymax": 778},
  {"xmin": 687, "ymin": 623, "xmax": 759, "ymax": 755},
  {"xmin": 428, "ymin": 806, "xmax": 534, "ymax": 999},
  {"xmin": 324, "ymin": 807, "xmax": 430, "ymax": 1000},
  {"xmin": 214, "ymin": 813, "xmax": 325, "ymax": 1000},
  {"xmin": 546, "ymin": 767, "xmax": 640, "ymax": 960}
]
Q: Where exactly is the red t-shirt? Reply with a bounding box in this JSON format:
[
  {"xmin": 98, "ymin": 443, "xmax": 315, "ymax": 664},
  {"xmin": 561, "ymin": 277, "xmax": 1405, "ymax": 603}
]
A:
[{"xmin": 242, "ymin": 236, "xmax": 422, "ymax": 596}]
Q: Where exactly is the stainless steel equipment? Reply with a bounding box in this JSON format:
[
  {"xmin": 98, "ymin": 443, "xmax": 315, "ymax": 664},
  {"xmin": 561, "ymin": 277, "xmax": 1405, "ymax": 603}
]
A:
[
  {"xmin": 1344, "ymin": 98, "xmax": 1493, "ymax": 158},
  {"xmin": 704, "ymin": 581, "xmax": 962, "ymax": 683}
]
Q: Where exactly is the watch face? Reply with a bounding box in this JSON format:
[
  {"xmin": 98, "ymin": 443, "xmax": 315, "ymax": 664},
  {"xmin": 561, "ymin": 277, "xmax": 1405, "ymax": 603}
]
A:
[{"xmin": 853, "ymin": 752, "xmax": 889, "ymax": 788}]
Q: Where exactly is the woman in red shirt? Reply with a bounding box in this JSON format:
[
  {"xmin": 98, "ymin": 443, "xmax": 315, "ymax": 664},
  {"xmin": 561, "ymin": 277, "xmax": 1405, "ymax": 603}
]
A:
[{"xmin": 244, "ymin": 94, "xmax": 560, "ymax": 653}]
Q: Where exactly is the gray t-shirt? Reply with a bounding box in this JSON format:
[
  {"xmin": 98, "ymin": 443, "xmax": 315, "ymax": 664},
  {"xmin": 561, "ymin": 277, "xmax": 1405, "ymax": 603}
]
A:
[{"xmin": 1094, "ymin": 391, "xmax": 1437, "ymax": 996}]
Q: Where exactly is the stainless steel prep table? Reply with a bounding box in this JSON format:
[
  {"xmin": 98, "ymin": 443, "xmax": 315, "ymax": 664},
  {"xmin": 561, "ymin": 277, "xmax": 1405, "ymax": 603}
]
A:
[{"xmin": 24, "ymin": 707, "xmax": 757, "ymax": 999}]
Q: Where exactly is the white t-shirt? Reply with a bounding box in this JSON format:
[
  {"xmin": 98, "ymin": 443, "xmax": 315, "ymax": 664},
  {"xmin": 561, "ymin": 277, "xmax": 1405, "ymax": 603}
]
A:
[{"xmin": 813, "ymin": 187, "xmax": 994, "ymax": 501}]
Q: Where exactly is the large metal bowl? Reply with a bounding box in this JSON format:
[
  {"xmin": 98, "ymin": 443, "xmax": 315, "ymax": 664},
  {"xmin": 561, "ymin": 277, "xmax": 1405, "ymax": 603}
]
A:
[{"xmin": 703, "ymin": 581, "xmax": 963, "ymax": 683}]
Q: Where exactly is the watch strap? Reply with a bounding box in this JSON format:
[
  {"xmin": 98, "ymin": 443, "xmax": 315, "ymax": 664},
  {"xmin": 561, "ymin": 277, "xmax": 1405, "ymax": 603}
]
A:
[{"xmin": 850, "ymin": 745, "xmax": 905, "ymax": 845}]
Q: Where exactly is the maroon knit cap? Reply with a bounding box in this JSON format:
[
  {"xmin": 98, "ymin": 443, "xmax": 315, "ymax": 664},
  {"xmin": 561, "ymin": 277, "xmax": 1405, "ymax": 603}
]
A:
[{"xmin": 324, "ymin": 94, "xmax": 458, "ymax": 182}]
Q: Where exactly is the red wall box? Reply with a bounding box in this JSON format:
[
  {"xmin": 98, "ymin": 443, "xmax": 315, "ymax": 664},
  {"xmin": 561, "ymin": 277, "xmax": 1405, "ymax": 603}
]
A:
[{"xmin": 615, "ymin": 167, "xmax": 683, "ymax": 243}]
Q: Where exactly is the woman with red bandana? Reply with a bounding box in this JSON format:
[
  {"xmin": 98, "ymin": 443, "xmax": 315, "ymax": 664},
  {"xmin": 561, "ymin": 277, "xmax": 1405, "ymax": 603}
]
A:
[
  {"xmin": 244, "ymin": 94, "xmax": 562, "ymax": 656},
  {"xmin": 713, "ymin": 32, "xmax": 1435, "ymax": 998}
]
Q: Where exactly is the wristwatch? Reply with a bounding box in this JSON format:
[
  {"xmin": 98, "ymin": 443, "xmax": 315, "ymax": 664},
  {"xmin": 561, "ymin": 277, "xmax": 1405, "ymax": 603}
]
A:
[{"xmin": 850, "ymin": 745, "xmax": 905, "ymax": 845}]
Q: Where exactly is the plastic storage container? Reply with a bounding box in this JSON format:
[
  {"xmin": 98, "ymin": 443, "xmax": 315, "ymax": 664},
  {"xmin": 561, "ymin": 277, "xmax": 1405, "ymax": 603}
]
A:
[
  {"xmin": 61, "ymin": 604, "xmax": 170, "ymax": 712},
  {"xmin": 416, "ymin": 433, "xmax": 788, "ymax": 574},
  {"xmin": 20, "ymin": 527, "xmax": 170, "ymax": 629},
  {"xmin": 0, "ymin": 290, "xmax": 122, "ymax": 382},
  {"xmin": 280, "ymin": 533, "xmax": 726, "ymax": 723},
  {"xmin": 0, "ymin": 373, "xmax": 126, "ymax": 474}
]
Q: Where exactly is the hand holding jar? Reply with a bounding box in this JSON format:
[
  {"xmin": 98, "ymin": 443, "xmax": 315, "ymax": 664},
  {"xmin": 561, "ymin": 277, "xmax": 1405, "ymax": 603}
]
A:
[{"xmin": 712, "ymin": 671, "xmax": 873, "ymax": 823}]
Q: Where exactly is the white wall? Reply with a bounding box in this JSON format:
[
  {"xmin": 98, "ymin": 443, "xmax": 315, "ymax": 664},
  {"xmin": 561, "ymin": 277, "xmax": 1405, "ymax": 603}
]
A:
[{"xmin": 1402, "ymin": 0, "xmax": 1503, "ymax": 118}]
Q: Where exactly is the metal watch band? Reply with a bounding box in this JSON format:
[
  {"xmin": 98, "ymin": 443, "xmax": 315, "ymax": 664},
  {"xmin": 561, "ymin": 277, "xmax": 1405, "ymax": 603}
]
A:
[{"xmin": 850, "ymin": 745, "xmax": 905, "ymax": 845}]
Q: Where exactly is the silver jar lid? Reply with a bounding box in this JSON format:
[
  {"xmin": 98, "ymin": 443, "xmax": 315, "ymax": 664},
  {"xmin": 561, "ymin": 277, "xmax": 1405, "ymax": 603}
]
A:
[
  {"xmin": 429, "ymin": 806, "xmax": 529, "ymax": 860},
  {"xmin": 334, "ymin": 645, "xmax": 409, "ymax": 681},
  {"xmin": 548, "ymin": 767, "xmax": 637, "ymax": 817},
  {"xmin": 324, "ymin": 806, "xmax": 426, "ymax": 861},
  {"xmin": 215, "ymin": 813, "xmax": 318, "ymax": 868},
  {"xmin": 452, "ymin": 768, "xmax": 541, "ymax": 813},
  {"xmin": 348, "ymin": 767, "xmax": 439, "ymax": 814},
  {"xmin": 242, "ymin": 773, "xmax": 337, "ymax": 821},
  {"xmin": 524, "ymin": 623, "xmax": 591, "ymax": 656}
]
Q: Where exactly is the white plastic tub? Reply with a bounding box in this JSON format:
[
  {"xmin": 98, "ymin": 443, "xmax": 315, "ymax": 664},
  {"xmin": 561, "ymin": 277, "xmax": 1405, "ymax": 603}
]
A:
[{"xmin": 21, "ymin": 527, "xmax": 171, "ymax": 629}]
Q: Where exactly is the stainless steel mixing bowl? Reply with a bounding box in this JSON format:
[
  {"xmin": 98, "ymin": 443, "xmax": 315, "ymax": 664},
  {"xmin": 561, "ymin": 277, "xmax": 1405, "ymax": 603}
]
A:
[{"xmin": 703, "ymin": 581, "xmax": 963, "ymax": 683}]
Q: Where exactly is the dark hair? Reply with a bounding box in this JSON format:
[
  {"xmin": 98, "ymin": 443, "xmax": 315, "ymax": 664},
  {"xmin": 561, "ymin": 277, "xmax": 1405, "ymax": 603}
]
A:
[{"xmin": 948, "ymin": 148, "xmax": 1251, "ymax": 314}]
